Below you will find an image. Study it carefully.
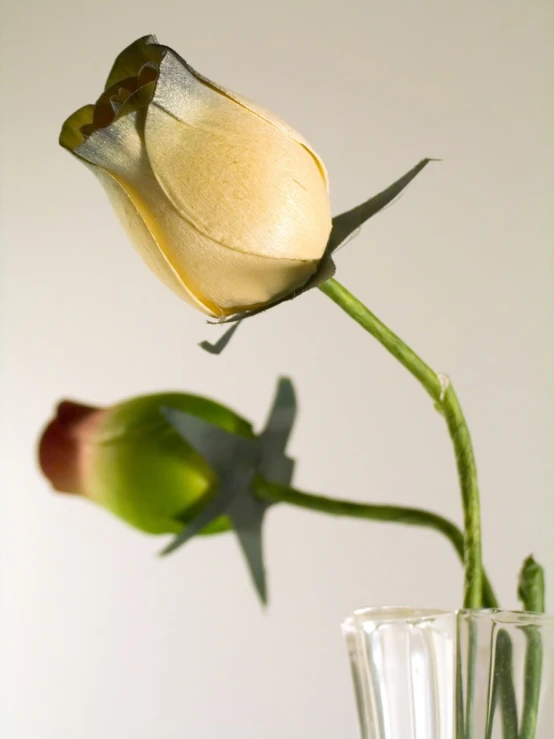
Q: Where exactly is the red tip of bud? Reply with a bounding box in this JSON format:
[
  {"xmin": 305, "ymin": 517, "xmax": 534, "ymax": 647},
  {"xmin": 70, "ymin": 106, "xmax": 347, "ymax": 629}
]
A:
[{"xmin": 38, "ymin": 400, "xmax": 101, "ymax": 495}]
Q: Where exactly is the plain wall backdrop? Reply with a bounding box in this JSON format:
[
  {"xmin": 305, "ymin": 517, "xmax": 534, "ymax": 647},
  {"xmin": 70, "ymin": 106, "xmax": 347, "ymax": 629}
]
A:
[{"xmin": 1, "ymin": 1, "xmax": 553, "ymax": 737}]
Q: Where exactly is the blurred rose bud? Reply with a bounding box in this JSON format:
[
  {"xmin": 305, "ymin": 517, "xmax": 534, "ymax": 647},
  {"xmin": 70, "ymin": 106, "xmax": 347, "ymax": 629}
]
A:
[
  {"xmin": 38, "ymin": 394, "xmax": 253, "ymax": 534},
  {"xmin": 60, "ymin": 35, "xmax": 332, "ymax": 318}
]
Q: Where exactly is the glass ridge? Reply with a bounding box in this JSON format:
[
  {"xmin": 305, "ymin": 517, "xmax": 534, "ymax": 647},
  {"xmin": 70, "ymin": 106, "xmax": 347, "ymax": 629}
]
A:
[{"xmin": 342, "ymin": 608, "xmax": 554, "ymax": 739}]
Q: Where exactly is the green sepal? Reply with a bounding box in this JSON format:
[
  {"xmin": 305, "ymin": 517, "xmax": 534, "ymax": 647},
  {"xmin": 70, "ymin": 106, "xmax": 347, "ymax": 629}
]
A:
[
  {"xmin": 325, "ymin": 158, "xmax": 435, "ymax": 254},
  {"xmin": 161, "ymin": 378, "xmax": 297, "ymax": 604},
  {"xmin": 199, "ymin": 321, "xmax": 242, "ymax": 355}
]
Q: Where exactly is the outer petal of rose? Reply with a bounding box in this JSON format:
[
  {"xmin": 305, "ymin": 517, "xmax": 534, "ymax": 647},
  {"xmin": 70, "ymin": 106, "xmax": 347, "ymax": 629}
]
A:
[
  {"xmin": 74, "ymin": 109, "xmax": 215, "ymax": 313},
  {"xmin": 76, "ymin": 112, "xmax": 320, "ymax": 315},
  {"xmin": 144, "ymin": 50, "xmax": 331, "ymax": 261},
  {"xmin": 38, "ymin": 401, "xmax": 103, "ymax": 496},
  {"xmin": 59, "ymin": 104, "xmax": 95, "ymax": 152},
  {"xmin": 103, "ymin": 34, "xmax": 163, "ymax": 90},
  {"xmin": 105, "ymin": 34, "xmax": 328, "ymax": 188},
  {"xmin": 93, "ymin": 168, "xmax": 215, "ymax": 314},
  {"xmin": 181, "ymin": 58, "xmax": 329, "ymax": 189}
]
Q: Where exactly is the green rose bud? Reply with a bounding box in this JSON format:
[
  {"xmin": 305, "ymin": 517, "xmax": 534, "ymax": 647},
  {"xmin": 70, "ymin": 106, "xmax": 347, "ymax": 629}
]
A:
[{"xmin": 38, "ymin": 393, "xmax": 253, "ymax": 535}]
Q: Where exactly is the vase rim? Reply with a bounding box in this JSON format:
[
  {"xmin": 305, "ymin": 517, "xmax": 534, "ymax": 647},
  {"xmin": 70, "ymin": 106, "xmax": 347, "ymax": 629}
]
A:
[
  {"xmin": 344, "ymin": 605, "xmax": 554, "ymax": 628},
  {"xmin": 352, "ymin": 606, "xmax": 451, "ymax": 625},
  {"xmin": 459, "ymin": 608, "xmax": 554, "ymax": 627}
]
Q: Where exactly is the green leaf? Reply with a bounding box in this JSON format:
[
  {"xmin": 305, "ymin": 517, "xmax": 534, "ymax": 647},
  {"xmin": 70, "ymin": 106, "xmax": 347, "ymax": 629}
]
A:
[{"xmin": 518, "ymin": 555, "xmax": 545, "ymax": 613}]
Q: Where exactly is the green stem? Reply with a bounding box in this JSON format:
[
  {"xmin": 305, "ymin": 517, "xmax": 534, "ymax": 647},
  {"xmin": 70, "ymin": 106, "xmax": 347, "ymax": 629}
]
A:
[
  {"xmin": 256, "ymin": 479, "xmax": 497, "ymax": 608},
  {"xmin": 319, "ymin": 278, "xmax": 483, "ymax": 609},
  {"xmin": 520, "ymin": 629, "xmax": 542, "ymax": 739},
  {"xmin": 485, "ymin": 629, "xmax": 518, "ymax": 739},
  {"xmin": 518, "ymin": 557, "xmax": 545, "ymax": 739},
  {"xmin": 464, "ymin": 625, "xmax": 478, "ymax": 739}
]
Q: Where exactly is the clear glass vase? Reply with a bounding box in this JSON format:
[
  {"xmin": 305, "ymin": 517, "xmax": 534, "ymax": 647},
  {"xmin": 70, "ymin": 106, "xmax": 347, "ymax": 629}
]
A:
[{"xmin": 342, "ymin": 607, "xmax": 554, "ymax": 739}]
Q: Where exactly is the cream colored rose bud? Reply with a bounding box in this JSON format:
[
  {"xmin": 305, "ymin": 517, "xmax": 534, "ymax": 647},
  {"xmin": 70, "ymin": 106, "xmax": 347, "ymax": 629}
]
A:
[{"xmin": 60, "ymin": 36, "xmax": 332, "ymax": 318}]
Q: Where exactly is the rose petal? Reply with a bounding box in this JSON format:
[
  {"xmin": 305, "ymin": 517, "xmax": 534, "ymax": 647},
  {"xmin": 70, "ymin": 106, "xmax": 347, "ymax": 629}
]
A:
[
  {"xmin": 103, "ymin": 35, "xmax": 163, "ymax": 91},
  {"xmin": 38, "ymin": 401, "xmax": 101, "ymax": 495},
  {"xmin": 145, "ymin": 50, "xmax": 331, "ymax": 261}
]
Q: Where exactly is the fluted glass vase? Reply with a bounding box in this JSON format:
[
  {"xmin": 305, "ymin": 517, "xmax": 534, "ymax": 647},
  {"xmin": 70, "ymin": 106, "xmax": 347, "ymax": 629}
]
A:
[{"xmin": 342, "ymin": 607, "xmax": 554, "ymax": 739}]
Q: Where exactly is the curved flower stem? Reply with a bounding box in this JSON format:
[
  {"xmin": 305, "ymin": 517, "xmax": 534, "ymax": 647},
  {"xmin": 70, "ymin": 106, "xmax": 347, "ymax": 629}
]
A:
[
  {"xmin": 319, "ymin": 277, "xmax": 483, "ymax": 609},
  {"xmin": 255, "ymin": 479, "xmax": 497, "ymax": 609}
]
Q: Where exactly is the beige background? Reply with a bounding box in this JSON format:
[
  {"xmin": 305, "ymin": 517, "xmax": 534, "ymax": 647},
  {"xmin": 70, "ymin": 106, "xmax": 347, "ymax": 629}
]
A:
[{"xmin": 1, "ymin": 1, "xmax": 553, "ymax": 737}]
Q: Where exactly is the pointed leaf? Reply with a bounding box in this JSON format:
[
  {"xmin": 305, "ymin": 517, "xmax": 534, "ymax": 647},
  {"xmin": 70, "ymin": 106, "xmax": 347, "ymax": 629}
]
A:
[
  {"xmin": 518, "ymin": 555, "xmax": 545, "ymax": 613},
  {"xmin": 326, "ymin": 158, "xmax": 436, "ymax": 253}
]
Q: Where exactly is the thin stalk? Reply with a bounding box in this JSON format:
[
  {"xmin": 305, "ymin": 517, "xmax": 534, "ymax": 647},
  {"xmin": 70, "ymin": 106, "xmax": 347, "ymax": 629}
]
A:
[
  {"xmin": 319, "ymin": 278, "xmax": 483, "ymax": 608},
  {"xmin": 464, "ymin": 625, "xmax": 478, "ymax": 739},
  {"xmin": 485, "ymin": 629, "xmax": 518, "ymax": 739},
  {"xmin": 255, "ymin": 479, "xmax": 497, "ymax": 608},
  {"xmin": 457, "ymin": 637, "xmax": 466, "ymax": 739},
  {"xmin": 518, "ymin": 557, "xmax": 545, "ymax": 739},
  {"xmin": 520, "ymin": 629, "xmax": 542, "ymax": 739}
]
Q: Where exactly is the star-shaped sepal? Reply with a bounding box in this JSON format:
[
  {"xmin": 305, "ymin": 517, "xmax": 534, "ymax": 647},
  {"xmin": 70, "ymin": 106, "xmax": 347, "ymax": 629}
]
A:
[{"xmin": 161, "ymin": 377, "xmax": 297, "ymax": 604}]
